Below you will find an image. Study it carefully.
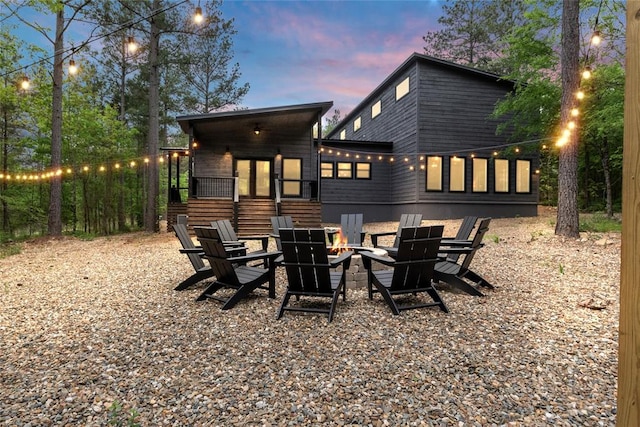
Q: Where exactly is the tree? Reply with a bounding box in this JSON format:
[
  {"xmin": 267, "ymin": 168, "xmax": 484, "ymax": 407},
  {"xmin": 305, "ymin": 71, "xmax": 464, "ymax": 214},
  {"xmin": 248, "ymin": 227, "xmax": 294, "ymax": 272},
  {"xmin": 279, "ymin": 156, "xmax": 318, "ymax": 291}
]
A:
[
  {"xmin": 423, "ymin": 0, "xmax": 528, "ymax": 74},
  {"xmin": 323, "ymin": 109, "xmax": 341, "ymax": 135}
]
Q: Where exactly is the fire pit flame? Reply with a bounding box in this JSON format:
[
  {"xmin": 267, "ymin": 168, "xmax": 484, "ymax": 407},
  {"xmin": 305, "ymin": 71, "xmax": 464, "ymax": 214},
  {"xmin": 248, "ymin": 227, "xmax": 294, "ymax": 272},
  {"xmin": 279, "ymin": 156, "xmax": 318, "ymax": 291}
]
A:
[{"xmin": 330, "ymin": 229, "xmax": 349, "ymax": 255}]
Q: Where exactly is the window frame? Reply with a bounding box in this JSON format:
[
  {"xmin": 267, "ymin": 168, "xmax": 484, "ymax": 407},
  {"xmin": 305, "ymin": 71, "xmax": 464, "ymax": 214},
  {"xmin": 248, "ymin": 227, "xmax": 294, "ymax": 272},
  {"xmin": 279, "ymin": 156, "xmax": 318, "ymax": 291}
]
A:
[
  {"xmin": 281, "ymin": 157, "xmax": 303, "ymax": 197},
  {"xmin": 449, "ymin": 156, "xmax": 466, "ymax": 192},
  {"xmin": 336, "ymin": 162, "xmax": 353, "ymax": 179},
  {"xmin": 472, "ymin": 157, "xmax": 489, "ymax": 193},
  {"xmin": 516, "ymin": 159, "xmax": 532, "ymax": 193},
  {"xmin": 395, "ymin": 76, "xmax": 410, "ymax": 101},
  {"xmin": 339, "ymin": 129, "xmax": 346, "ymax": 140},
  {"xmin": 494, "ymin": 158, "xmax": 510, "ymax": 193},
  {"xmin": 371, "ymin": 100, "xmax": 381, "ymax": 119},
  {"xmin": 355, "ymin": 162, "xmax": 371, "ymax": 180},
  {"xmin": 320, "ymin": 161, "xmax": 334, "ymax": 179},
  {"xmin": 353, "ymin": 116, "xmax": 362, "ymax": 132}
]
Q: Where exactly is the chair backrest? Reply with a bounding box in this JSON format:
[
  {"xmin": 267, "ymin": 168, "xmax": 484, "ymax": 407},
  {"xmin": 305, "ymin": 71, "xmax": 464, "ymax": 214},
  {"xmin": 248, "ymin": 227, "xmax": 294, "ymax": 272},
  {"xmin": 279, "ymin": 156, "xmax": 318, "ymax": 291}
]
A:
[
  {"xmin": 340, "ymin": 213, "xmax": 363, "ymax": 246},
  {"xmin": 392, "ymin": 213, "xmax": 423, "ymax": 247},
  {"xmin": 194, "ymin": 227, "xmax": 240, "ymax": 286},
  {"xmin": 391, "ymin": 225, "xmax": 444, "ymax": 291},
  {"xmin": 447, "ymin": 216, "xmax": 478, "ymax": 262},
  {"xmin": 210, "ymin": 219, "xmax": 238, "ymax": 242},
  {"xmin": 279, "ymin": 228, "xmax": 334, "ymax": 293},
  {"xmin": 173, "ymin": 223, "xmax": 207, "ymax": 271},
  {"xmin": 458, "ymin": 217, "xmax": 491, "ymax": 269},
  {"xmin": 271, "ymin": 216, "xmax": 294, "ymax": 251}
]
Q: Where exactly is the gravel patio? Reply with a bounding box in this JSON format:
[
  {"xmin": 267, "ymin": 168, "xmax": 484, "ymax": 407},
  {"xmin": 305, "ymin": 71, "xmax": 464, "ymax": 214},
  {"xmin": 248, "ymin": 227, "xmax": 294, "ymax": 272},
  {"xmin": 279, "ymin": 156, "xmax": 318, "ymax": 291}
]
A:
[{"xmin": 0, "ymin": 209, "xmax": 619, "ymax": 426}]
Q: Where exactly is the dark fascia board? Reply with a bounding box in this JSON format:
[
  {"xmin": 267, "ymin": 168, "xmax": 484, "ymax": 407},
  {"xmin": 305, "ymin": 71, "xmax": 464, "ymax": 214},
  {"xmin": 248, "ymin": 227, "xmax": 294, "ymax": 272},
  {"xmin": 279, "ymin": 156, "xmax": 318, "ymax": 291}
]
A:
[
  {"xmin": 326, "ymin": 53, "xmax": 516, "ymax": 139},
  {"xmin": 177, "ymin": 101, "xmax": 333, "ymax": 133},
  {"xmin": 315, "ymin": 138, "xmax": 393, "ymax": 153}
]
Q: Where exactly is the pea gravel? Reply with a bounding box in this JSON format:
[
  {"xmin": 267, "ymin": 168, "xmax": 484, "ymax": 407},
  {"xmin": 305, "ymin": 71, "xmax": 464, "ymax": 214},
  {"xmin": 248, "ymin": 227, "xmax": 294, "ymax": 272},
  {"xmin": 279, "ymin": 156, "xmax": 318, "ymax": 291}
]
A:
[{"xmin": 0, "ymin": 210, "xmax": 619, "ymax": 426}]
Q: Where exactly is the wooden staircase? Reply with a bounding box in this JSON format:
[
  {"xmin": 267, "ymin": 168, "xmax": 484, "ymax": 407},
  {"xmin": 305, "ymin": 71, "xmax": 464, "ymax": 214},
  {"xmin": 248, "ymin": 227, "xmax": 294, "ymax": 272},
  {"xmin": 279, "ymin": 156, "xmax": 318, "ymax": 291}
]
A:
[{"xmin": 237, "ymin": 199, "xmax": 276, "ymax": 235}]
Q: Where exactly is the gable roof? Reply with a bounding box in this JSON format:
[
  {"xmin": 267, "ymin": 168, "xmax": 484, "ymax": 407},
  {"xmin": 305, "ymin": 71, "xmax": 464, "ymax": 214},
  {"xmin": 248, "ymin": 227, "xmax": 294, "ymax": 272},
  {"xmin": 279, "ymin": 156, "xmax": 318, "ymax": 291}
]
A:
[{"xmin": 326, "ymin": 53, "xmax": 515, "ymax": 139}]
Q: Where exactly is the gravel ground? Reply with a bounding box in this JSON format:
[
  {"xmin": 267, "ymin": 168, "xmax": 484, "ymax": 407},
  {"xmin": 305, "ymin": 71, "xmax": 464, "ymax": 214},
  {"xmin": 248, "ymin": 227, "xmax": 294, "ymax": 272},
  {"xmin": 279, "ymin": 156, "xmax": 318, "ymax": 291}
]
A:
[{"xmin": 0, "ymin": 209, "xmax": 619, "ymax": 426}]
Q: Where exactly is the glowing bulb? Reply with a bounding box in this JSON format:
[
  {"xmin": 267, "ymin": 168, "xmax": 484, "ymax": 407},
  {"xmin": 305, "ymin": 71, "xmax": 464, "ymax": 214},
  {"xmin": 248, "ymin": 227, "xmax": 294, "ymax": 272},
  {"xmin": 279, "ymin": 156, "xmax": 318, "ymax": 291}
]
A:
[
  {"xmin": 567, "ymin": 121, "xmax": 576, "ymax": 130},
  {"xmin": 194, "ymin": 6, "xmax": 204, "ymax": 24},
  {"xmin": 591, "ymin": 30, "xmax": 601, "ymax": 46},
  {"xmin": 582, "ymin": 67, "xmax": 591, "ymax": 80},
  {"xmin": 20, "ymin": 75, "xmax": 30, "ymax": 90},
  {"xmin": 571, "ymin": 108, "xmax": 579, "ymax": 117},
  {"xmin": 68, "ymin": 59, "xmax": 78, "ymax": 75},
  {"xmin": 127, "ymin": 36, "xmax": 137, "ymax": 54},
  {"xmin": 576, "ymin": 91, "xmax": 585, "ymax": 100}
]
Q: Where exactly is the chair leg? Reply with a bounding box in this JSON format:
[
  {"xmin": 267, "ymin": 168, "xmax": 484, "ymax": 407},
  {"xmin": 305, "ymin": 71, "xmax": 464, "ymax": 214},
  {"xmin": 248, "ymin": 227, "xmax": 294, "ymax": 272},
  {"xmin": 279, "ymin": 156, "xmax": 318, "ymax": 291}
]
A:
[
  {"xmin": 277, "ymin": 292, "xmax": 292, "ymax": 319},
  {"xmin": 328, "ymin": 284, "xmax": 343, "ymax": 322},
  {"xmin": 426, "ymin": 286, "xmax": 449, "ymax": 313},
  {"xmin": 196, "ymin": 281, "xmax": 224, "ymax": 301},
  {"xmin": 463, "ymin": 270, "xmax": 495, "ymax": 289},
  {"xmin": 175, "ymin": 271, "xmax": 213, "ymax": 291},
  {"xmin": 439, "ymin": 274, "xmax": 485, "ymax": 297},
  {"xmin": 373, "ymin": 283, "xmax": 400, "ymax": 315}
]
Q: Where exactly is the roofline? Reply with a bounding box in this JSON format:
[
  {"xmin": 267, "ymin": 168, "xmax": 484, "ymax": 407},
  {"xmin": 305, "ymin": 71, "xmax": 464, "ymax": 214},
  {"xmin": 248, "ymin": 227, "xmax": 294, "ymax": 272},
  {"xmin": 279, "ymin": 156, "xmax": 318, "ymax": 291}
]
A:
[
  {"xmin": 326, "ymin": 53, "xmax": 515, "ymax": 138},
  {"xmin": 177, "ymin": 101, "xmax": 333, "ymax": 133},
  {"xmin": 315, "ymin": 138, "xmax": 393, "ymax": 153}
]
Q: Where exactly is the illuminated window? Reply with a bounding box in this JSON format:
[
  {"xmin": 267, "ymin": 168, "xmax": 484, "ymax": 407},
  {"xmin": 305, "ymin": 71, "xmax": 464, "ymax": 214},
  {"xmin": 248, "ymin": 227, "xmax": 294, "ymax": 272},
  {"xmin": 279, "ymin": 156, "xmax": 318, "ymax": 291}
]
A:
[
  {"xmin": 449, "ymin": 157, "xmax": 465, "ymax": 192},
  {"xmin": 426, "ymin": 156, "xmax": 442, "ymax": 191},
  {"xmin": 355, "ymin": 162, "xmax": 371, "ymax": 179},
  {"xmin": 494, "ymin": 159, "xmax": 509, "ymax": 193},
  {"xmin": 282, "ymin": 158, "xmax": 302, "ymax": 196},
  {"xmin": 339, "ymin": 129, "xmax": 346, "ymax": 140},
  {"xmin": 337, "ymin": 162, "xmax": 352, "ymax": 179},
  {"xmin": 353, "ymin": 116, "xmax": 361, "ymax": 132},
  {"xmin": 516, "ymin": 160, "xmax": 531, "ymax": 193},
  {"xmin": 371, "ymin": 100, "xmax": 381, "ymax": 118},
  {"xmin": 321, "ymin": 162, "xmax": 334, "ymax": 178},
  {"xmin": 473, "ymin": 158, "xmax": 488, "ymax": 192},
  {"xmin": 312, "ymin": 123, "xmax": 318, "ymax": 139},
  {"xmin": 395, "ymin": 76, "xmax": 410, "ymax": 100}
]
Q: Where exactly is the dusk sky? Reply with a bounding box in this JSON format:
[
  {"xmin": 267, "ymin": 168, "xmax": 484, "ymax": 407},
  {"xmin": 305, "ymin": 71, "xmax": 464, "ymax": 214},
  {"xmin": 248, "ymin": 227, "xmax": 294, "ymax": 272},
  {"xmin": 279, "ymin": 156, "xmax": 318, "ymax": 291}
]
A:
[{"xmin": 219, "ymin": 0, "xmax": 444, "ymax": 116}]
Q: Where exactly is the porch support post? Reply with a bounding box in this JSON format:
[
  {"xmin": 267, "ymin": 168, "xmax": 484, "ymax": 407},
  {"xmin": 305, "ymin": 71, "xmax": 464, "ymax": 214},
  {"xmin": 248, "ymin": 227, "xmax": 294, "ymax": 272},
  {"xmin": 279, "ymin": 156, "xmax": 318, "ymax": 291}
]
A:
[
  {"xmin": 233, "ymin": 171, "xmax": 239, "ymax": 231},
  {"xmin": 316, "ymin": 110, "xmax": 322, "ymax": 202},
  {"xmin": 188, "ymin": 127, "xmax": 194, "ymax": 198}
]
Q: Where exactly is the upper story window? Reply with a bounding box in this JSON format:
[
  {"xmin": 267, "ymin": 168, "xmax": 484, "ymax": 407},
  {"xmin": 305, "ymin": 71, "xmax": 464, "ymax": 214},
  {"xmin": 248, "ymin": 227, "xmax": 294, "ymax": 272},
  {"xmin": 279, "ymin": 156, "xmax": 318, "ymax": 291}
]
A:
[
  {"xmin": 426, "ymin": 156, "xmax": 442, "ymax": 191},
  {"xmin": 321, "ymin": 162, "xmax": 334, "ymax": 178},
  {"xmin": 472, "ymin": 157, "xmax": 488, "ymax": 192},
  {"xmin": 396, "ymin": 76, "xmax": 410, "ymax": 101},
  {"xmin": 339, "ymin": 129, "xmax": 346, "ymax": 140},
  {"xmin": 371, "ymin": 100, "xmax": 381, "ymax": 119},
  {"xmin": 353, "ymin": 116, "xmax": 362, "ymax": 132},
  {"xmin": 312, "ymin": 123, "xmax": 318, "ymax": 139},
  {"xmin": 516, "ymin": 160, "xmax": 531, "ymax": 193},
  {"xmin": 449, "ymin": 157, "xmax": 465, "ymax": 192},
  {"xmin": 494, "ymin": 159, "xmax": 509, "ymax": 193}
]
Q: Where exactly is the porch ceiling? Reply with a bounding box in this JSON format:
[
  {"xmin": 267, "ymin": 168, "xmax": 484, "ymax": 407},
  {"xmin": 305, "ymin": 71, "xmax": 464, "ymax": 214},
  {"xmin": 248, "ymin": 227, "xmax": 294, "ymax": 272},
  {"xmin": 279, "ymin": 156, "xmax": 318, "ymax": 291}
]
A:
[{"xmin": 177, "ymin": 102, "xmax": 333, "ymax": 141}]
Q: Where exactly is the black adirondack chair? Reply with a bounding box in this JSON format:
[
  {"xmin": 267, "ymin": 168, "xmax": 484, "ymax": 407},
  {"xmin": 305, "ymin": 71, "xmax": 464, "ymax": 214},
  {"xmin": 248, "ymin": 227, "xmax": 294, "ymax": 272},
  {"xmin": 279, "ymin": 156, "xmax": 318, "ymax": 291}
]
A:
[
  {"xmin": 172, "ymin": 223, "xmax": 214, "ymax": 291},
  {"xmin": 270, "ymin": 215, "xmax": 294, "ymax": 251},
  {"xmin": 369, "ymin": 213, "xmax": 423, "ymax": 258},
  {"xmin": 194, "ymin": 227, "xmax": 281, "ymax": 309},
  {"xmin": 440, "ymin": 216, "xmax": 478, "ymax": 263},
  {"xmin": 277, "ymin": 228, "xmax": 353, "ymax": 322},
  {"xmin": 360, "ymin": 225, "xmax": 448, "ymax": 315},
  {"xmin": 328, "ymin": 213, "xmax": 365, "ymax": 246},
  {"xmin": 435, "ymin": 217, "xmax": 494, "ymax": 296},
  {"xmin": 210, "ymin": 219, "xmax": 269, "ymax": 252}
]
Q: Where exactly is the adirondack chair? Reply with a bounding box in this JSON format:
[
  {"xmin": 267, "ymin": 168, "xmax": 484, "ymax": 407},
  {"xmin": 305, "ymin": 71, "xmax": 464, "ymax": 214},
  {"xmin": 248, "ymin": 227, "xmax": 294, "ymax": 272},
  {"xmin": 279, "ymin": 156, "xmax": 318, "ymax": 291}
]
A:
[
  {"xmin": 440, "ymin": 216, "xmax": 478, "ymax": 263},
  {"xmin": 435, "ymin": 217, "xmax": 494, "ymax": 296},
  {"xmin": 270, "ymin": 215, "xmax": 294, "ymax": 251},
  {"xmin": 328, "ymin": 213, "xmax": 365, "ymax": 246},
  {"xmin": 277, "ymin": 228, "xmax": 353, "ymax": 322},
  {"xmin": 369, "ymin": 213, "xmax": 423, "ymax": 258},
  {"xmin": 210, "ymin": 219, "xmax": 269, "ymax": 252},
  {"xmin": 172, "ymin": 223, "xmax": 214, "ymax": 291},
  {"xmin": 193, "ymin": 227, "xmax": 281, "ymax": 309},
  {"xmin": 360, "ymin": 225, "xmax": 448, "ymax": 315}
]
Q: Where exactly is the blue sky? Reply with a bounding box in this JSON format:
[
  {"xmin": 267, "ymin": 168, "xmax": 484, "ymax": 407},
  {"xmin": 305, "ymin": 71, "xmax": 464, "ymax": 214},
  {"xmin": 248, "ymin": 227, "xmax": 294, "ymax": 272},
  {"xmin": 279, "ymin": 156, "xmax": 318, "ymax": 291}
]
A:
[{"xmin": 219, "ymin": 0, "xmax": 443, "ymax": 115}]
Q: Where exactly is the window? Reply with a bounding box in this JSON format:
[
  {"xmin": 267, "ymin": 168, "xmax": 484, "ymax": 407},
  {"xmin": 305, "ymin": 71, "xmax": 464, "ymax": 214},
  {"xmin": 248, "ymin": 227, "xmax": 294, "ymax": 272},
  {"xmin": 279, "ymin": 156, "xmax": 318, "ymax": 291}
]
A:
[
  {"xmin": 312, "ymin": 123, "xmax": 318, "ymax": 139},
  {"xmin": 339, "ymin": 129, "xmax": 346, "ymax": 140},
  {"xmin": 321, "ymin": 162, "xmax": 334, "ymax": 178},
  {"xmin": 426, "ymin": 156, "xmax": 442, "ymax": 191},
  {"xmin": 472, "ymin": 158, "xmax": 488, "ymax": 192},
  {"xmin": 337, "ymin": 162, "xmax": 352, "ymax": 179},
  {"xmin": 353, "ymin": 116, "xmax": 362, "ymax": 132},
  {"xmin": 355, "ymin": 162, "xmax": 371, "ymax": 179},
  {"xmin": 516, "ymin": 160, "xmax": 531, "ymax": 193},
  {"xmin": 395, "ymin": 76, "xmax": 410, "ymax": 100},
  {"xmin": 371, "ymin": 100, "xmax": 381, "ymax": 118},
  {"xmin": 494, "ymin": 159, "xmax": 509, "ymax": 193},
  {"xmin": 282, "ymin": 158, "xmax": 302, "ymax": 196},
  {"xmin": 449, "ymin": 157, "xmax": 465, "ymax": 192}
]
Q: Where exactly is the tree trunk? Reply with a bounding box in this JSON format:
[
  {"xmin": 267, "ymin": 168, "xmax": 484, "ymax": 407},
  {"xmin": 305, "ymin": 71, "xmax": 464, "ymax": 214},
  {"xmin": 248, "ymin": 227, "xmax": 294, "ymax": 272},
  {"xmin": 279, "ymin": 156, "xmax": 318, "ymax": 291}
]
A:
[
  {"xmin": 144, "ymin": 1, "xmax": 160, "ymax": 233},
  {"xmin": 555, "ymin": 0, "xmax": 580, "ymax": 238},
  {"xmin": 48, "ymin": 9, "xmax": 65, "ymax": 236}
]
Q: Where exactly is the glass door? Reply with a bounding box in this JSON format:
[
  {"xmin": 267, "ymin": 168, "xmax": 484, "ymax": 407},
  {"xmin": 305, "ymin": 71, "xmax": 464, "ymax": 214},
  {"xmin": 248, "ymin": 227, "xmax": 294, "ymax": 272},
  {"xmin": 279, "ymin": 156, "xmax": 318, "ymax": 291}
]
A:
[{"xmin": 235, "ymin": 159, "xmax": 272, "ymax": 198}]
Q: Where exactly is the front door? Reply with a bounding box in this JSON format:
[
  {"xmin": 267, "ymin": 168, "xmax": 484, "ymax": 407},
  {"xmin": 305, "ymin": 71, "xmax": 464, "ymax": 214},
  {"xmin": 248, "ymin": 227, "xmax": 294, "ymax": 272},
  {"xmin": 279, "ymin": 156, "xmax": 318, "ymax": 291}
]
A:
[{"xmin": 236, "ymin": 159, "xmax": 272, "ymax": 198}]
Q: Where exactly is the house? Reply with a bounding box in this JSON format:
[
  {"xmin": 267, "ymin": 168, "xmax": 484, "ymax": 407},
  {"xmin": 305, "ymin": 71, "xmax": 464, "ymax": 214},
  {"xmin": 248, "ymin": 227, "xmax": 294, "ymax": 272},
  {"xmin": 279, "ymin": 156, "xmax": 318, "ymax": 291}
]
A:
[{"xmin": 170, "ymin": 53, "xmax": 538, "ymax": 232}]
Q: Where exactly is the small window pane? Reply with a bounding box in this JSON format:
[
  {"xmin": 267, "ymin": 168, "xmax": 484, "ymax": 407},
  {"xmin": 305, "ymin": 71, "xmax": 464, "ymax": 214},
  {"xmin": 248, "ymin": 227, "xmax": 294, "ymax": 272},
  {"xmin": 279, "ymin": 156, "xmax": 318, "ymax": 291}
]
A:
[
  {"xmin": 396, "ymin": 76, "xmax": 410, "ymax": 100},
  {"xmin": 473, "ymin": 158, "xmax": 488, "ymax": 192},
  {"xmin": 337, "ymin": 162, "xmax": 352, "ymax": 179},
  {"xmin": 356, "ymin": 163, "xmax": 370, "ymax": 179},
  {"xmin": 494, "ymin": 159, "xmax": 509, "ymax": 193},
  {"xmin": 321, "ymin": 162, "xmax": 334, "ymax": 178},
  {"xmin": 282, "ymin": 158, "xmax": 301, "ymax": 196},
  {"xmin": 449, "ymin": 157, "xmax": 465, "ymax": 192},
  {"xmin": 516, "ymin": 160, "xmax": 531, "ymax": 193},
  {"xmin": 426, "ymin": 156, "xmax": 442, "ymax": 191},
  {"xmin": 371, "ymin": 100, "xmax": 381, "ymax": 118},
  {"xmin": 354, "ymin": 116, "xmax": 361, "ymax": 132},
  {"xmin": 339, "ymin": 129, "xmax": 346, "ymax": 140}
]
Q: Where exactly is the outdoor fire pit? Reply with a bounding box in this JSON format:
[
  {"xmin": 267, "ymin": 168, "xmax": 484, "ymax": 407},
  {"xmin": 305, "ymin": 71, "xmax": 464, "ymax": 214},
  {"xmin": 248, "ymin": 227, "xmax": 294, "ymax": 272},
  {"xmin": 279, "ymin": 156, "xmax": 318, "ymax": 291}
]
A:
[{"xmin": 328, "ymin": 246, "xmax": 387, "ymax": 289}]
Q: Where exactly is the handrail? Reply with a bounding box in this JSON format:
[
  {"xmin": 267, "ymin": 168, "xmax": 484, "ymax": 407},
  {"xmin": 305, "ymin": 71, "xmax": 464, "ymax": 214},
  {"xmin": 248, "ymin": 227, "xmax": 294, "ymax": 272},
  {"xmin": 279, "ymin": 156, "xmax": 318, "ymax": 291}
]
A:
[{"xmin": 192, "ymin": 176, "xmax": 235, "ymax": 198}]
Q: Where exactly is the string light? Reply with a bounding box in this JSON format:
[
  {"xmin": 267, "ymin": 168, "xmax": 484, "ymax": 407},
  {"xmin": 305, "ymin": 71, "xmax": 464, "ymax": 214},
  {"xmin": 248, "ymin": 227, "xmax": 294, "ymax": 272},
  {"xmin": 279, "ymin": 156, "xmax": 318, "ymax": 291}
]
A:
[
  {"xmin": 194, "ymin": 3, "xmax": 204, "ymax": 24},
  {"xmin": 20, "ymin": 75, "xmax": 30, "ymax": 90},
  {"xmin": 581, "ymin": 66, "xmax": 592, "ymax": 80},
  {"xmin": 127, "ymin": 35, "xmax": 138, "ymax": 54},
  {"xmin": 591, "ymin": 30, "xmax": 601, "ymax": 46},
  {"xmin": 68, "ymin": 59, "xmax": 78, "ymax": 75}
]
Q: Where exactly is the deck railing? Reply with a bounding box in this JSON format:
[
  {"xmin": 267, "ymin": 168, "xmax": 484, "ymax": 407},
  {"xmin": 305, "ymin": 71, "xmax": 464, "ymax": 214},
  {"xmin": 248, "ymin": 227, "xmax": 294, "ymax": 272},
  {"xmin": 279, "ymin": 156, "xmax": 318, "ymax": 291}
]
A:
[
  {"xmin": 192, "ymin": 176, "xmax": 235, "ymax": 198},
  {"xmin": 192, "ymin": 176, "xmax": 318, "ymax": 201}
]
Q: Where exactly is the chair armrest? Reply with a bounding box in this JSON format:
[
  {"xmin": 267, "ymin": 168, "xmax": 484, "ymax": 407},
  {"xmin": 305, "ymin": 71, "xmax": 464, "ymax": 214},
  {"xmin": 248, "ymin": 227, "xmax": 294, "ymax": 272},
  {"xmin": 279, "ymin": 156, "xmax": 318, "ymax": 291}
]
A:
[
  {"xmin": 239, "ymin": 234, "xmax": 270, "ymax": 251},
  {"xmin": 329, "ymin": 250, "xmax": 353, "ymax": 270},
  {"xmin": 369, "ymin": 231, "xmax": 396, "ymax": 247},
  {"xmin": 440, "ymin": 239, "xmax": 473, "ymax": 247},
  {"xmin": 228, "ymin": 250, "xmax": 281, "ymax": 264},
  {"xmin": 438, "ymin": 247, "xmax": 474, "ymax": 255},
  {"xmin": 359, "ymin": 250, "xmax": 395, "ymax": 269},
  {"xmin": 222, "ymin": 240, "xmax": 245, "ymax": 248},
  {"xmin": 180, "ymin": 248, "xmax": 204, "ymax": 254}
]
